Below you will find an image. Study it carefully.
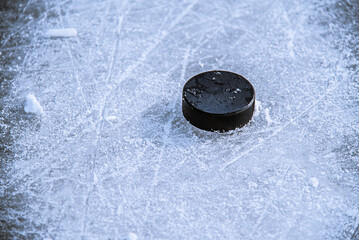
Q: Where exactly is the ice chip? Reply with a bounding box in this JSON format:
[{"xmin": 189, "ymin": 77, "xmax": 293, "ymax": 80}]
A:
[{"xmin": 24, "ymin": 94, "xmax": 43, "ymax": 115}]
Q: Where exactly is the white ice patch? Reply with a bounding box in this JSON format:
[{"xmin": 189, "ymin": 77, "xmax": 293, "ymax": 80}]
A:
[
  {"xmin": 105, "ymin": 115, "xmax": 117, "ymax": 122},
  {"xmin": 254, "ymin": 100, "xmax": 262, "ymax": 117},
  {"xmin": 309, "ymin": 177, "xmax": 319, "ymax": 188},
  {"xmin": 44, "ymin": 28, "xmax": 78, "ymax": 38},
  {"xmin": 198, "ymin": 60, "xmax": 204, "ymax": 68},
  {"xmin": 264, "ymin": 108, "xmax": 272, "ymax": 125},
  {"xmin": 24, "ymin": 94, "xmax": 43, "ymax": 115},
  {"xmin": 128, "ymin": 232, "xmax": 138, "ymax": 240}
]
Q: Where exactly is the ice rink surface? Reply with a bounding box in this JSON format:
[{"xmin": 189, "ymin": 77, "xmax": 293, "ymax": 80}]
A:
[{"xmin": 0, "ymin": 0, "xmax": 358, "ymax": 239}]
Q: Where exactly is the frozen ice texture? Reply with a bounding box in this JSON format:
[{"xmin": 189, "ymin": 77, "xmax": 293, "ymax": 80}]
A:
[
  {"xmin": 0, "ymin": 0, "xmax": 358, "ymax": 239},
  {"xmin": 24, "ymin": 94, "xmax": 44, "ymax": 115},
  {"xmin": 44, "ymin": 28, "xmax": 78, "ymax": 38}
]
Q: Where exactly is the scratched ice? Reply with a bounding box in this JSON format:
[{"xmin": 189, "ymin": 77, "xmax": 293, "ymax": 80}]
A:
[{"xmin": 1, "ymin": 0, "xmax": 358, "ymax": 239}]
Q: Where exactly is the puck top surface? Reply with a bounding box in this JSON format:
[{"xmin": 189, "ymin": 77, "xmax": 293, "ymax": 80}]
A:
[{"xmin": 183, "ymin": 71, "xmax": 254, "ymax": 115}]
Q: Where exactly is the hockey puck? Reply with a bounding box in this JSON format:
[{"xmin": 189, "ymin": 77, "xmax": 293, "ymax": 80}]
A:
[{"xmin": 182, "ymin": 70, "xmax": 255, "ymax": 132}]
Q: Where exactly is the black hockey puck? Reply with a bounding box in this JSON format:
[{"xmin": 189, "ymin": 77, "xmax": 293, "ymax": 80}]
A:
[{"xmin": 182, "ymin": 70, "xmax": 255, "ymax": 132}]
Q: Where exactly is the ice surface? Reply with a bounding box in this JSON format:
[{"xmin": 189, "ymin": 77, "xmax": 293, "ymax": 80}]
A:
[
  {"xmin": 0, "ymin": 0, "xmax": 358, "ymax": 239},
  {"xmin": 24, "ymin": 94, "xmax": 44, "ymax": 115}
]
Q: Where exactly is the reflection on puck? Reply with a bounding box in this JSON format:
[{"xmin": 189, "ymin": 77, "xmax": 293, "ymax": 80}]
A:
[{"xmin": 182, "ymin": 70, "xmax": 255, "ymax": 132}]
